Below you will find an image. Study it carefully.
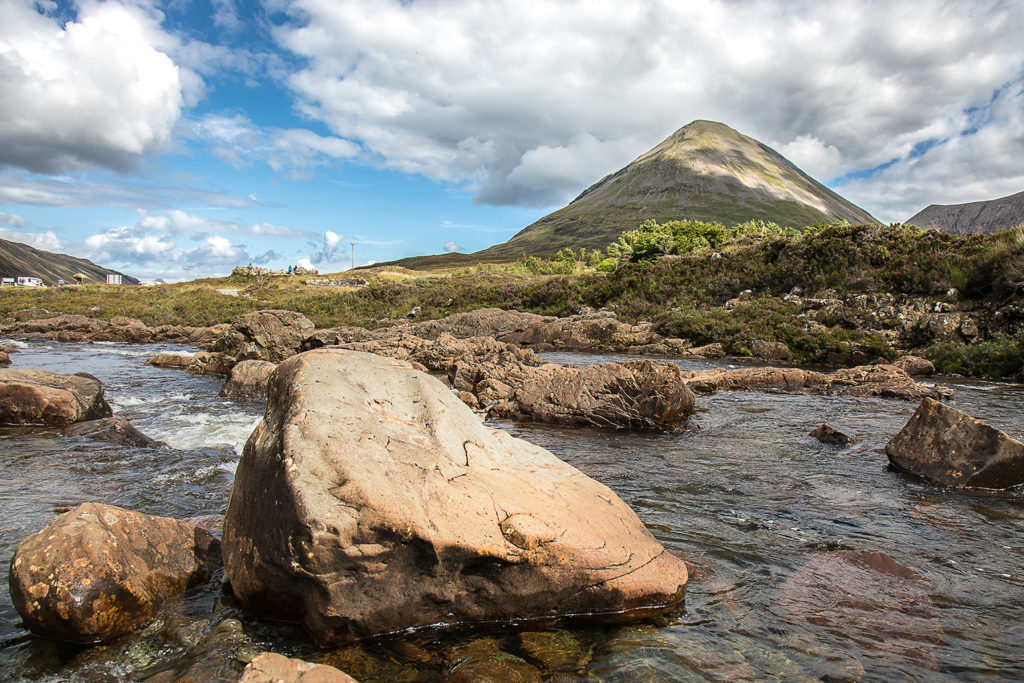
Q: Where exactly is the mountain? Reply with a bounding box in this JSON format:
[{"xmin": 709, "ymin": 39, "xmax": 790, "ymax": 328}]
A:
[
  {"xmin": 905, "ymin": 190, "xmax": 1024, "ymax": 235},
  {"xmin": 0, "ymin": 238, "xmax": 137, "ymax": 285},
  {"xmin": 476, "ymin": 119, "xmax": 878, "ymax": 259}
]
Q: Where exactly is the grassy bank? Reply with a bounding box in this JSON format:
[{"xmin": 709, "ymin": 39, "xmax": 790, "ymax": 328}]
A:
[{"xmin": 2, "ymin": 223, "xmax": 1022, "ymax": 378}]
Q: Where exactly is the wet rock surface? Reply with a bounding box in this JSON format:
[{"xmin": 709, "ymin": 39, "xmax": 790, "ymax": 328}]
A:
[
  {"xmin": 62, "ymin": 416, "xmax": 163, "ymax": 447},
  {"xmin": 810, "ymin": 423, "xmax": 856, "ymax": 446},
  {"xmin": 222, "ymin": 348, "xmax": 688, "ymax": 646},
  {"xmin": 0, "ymin": 368, "xmax": 113, "ymax": 425},
  {"xmin": 219, "ymin": 360, "xmax": 277, "ymax": 401},
  {"xmin": 0, "ymin": 315, "xmax": 224, "ymax": 345},
  {"xmin": 9, "ymin": 502, "xmax": 222, "ymax": 644},
  {"xmin": 886, "ymin": 397, "xmax": 1024, "ymax": 489},
  {"xmin": 146, "ymin": 353, "xmax": 195, "ymax": 370},
  {"xmin": 239, "ymin": 653, "xmax": 358, "ymax": 683}
]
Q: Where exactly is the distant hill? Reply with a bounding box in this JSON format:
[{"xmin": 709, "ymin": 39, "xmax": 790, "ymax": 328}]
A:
[
  {"xmin": 382, "ymin": 119, "xmax": 878, "ymax": 270},
  {"xmin": 0, "ymin": 238, "xmax": 137, "ymax": 286},
  {"xmin": 906, "ymin": 190, "xmax": 1024, "ymax": 235}
]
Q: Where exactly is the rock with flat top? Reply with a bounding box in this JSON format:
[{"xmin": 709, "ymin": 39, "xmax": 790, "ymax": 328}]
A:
[
  {"xmin": 0, "ymin": 369, "xmax": 112, "ymax": 425},
  {"xmin": 223, "ymin": 349, "xmax": 688, "ymax": 646},
  {"xmin": 62, "ymin": 416, "xmax": 162, "ymax": 447},
  {"xmin": 146, "ymin": 353, "xmax": 194, "ymax": 370},
  {"xmin": 239, "ymin": 653, "xmax": 358, "ymax": 682},
  {"xmin": 894, "ymin": 355, "xmax": 935, "ymax": 377},
  {"xmin": 9, "ymin": 502, "xmax": 221, "ymax": 644},
  {"xmin": 886, "ymin": 398, "xmax": 1024, "ymax": 489}
]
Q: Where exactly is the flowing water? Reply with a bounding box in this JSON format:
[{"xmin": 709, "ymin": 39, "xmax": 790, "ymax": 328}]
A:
[{"xmin": 0, "ymin": 341, "xmax": 1022, "ymax": 681}]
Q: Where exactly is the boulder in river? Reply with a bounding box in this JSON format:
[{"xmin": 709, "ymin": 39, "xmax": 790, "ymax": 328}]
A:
[
  {"xmin": 219, "ymin": 360, "xmax": 277, "ymax": 401},
  {"xmin": 239, "ymin": 653, "xmax": 358, "ymax": 683},
  {"xmin": 146, "ymin": 353, "xmax": 194, "ymax": 370},
  {"xmin": 886, "ymin": 398, "xmax": 1024, "ymax": 489},
  {"xmin": 810, "ymin": 423, "xmax": 856, "ymax": 446},
  {"xmin": 211, "ymin": 309, "xmax": 315, "ymax": 363},
  {"xmin": 894, "ymin": 355, "xmax": 935, "ymax": 377},
  {"xmin": 223, "ymin": 349, "xmax": 688, "ymax": 646},
  {"xmin": 0, "ymin": 369, "xmax": 112, "ymax": 425},
  {"xmin": 62, "ymin": 416, "xmax": 163, "ymax": 447},
  {"xmin": 9, "ymin": 502, "xmax": 222, "ymax": 644}
]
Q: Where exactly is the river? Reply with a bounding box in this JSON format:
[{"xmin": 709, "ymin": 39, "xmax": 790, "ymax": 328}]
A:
[{"xmin": 0, "ymin": 341, "xmax": 1022, "ymax": 681}]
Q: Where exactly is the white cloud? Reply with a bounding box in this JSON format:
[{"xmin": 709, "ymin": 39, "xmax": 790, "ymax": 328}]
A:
[
  {"xmin": 0, "ymin": 226, "xmax": 62, "ymax": 251},
  {"xmin": 135, "ymin": 209, "xmax": 315, "ymax": 240},
  {"xmin": 276, "ymin": 0, "xmax": 1024, "ymax": 214},
  {"xmin": 0, "ymin": 0, "xmax": 189, "ymax": 173},
  {"xmin": 0, "ymin": 212, "xmax": 28, "ymax": 228},
  {"xmin": 443, "ymin": 240, "xmax": 463, "ymax": 252},
  {"xmin": 187, "ymin": 113, "xmax": 359, "ymax": 177}
]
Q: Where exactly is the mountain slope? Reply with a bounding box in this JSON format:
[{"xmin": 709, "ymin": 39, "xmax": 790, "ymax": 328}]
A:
[
  {"xmin": 906, "ymin": 190, "xmax": 1024, "ymax": 235},
  {"xmin": 0, "ymin": 238, "xmax": 137, "ymax": 285},
  {"xmin": 477, "ymin": 120, "xmax": 878, "ymax": 259}
]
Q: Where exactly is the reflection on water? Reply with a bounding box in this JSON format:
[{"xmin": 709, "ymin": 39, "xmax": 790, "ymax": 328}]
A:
[{"xmin": 0, "ymin": 341, "xmax": 1022, "ymax": 680}]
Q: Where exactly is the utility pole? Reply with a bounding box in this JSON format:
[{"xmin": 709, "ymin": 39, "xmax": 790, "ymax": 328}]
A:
[{"xmin": 350, "ymin": 242, "xmax": 355, "ymax": 270}]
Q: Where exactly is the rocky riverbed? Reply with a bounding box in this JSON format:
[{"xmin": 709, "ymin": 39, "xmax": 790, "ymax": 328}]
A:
[{"xmin": 0, "ymin": 338, "xmax": 1023, "ymax": 681}]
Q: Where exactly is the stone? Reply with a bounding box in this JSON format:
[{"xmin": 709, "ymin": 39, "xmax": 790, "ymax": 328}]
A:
[
  {"xmin": 0, "ymin": 369, "xmax": 112, "ymax": 426},
  {"xmin": 62, "ymin": 416, "xmax": 163, "ymax": 447},
  {"xmin": 211, "ymin": 310, "xmax": 315, "ymax": 363},
  {"xmin": 511, "ymin": 360, "xmax": 694, "ymax": 430},
  {"xmin": 810, "ymin": 423, "xmax": 856, "ymax": 446},
  {"xmin": 9, "ymin": 502, "xmax": 221, "ymax": 644},
  {"xmin": 689, "ymin": 342, "xmax": 725, "ymax": 358},
  {"xmin": 146, "ymin": 353, "xmax": 194, "ymax": 370},
  {"xmin": 475, "ymin": 378, "xmax": 514, "ymax": 404},
  {"xmin": 749, "ymin": 339, "xmax": 792, "ymax": 363},
  {"xmin": 222, "ymin": 349, "xmax": 688, "ymax": 646},
  {"xmin": 187, "ymin": 351, "xmax": 235, "ymax": 376},
  {"xmin": 680, "ymin": 364, "xmax": 952, "ymax": 401},
  {"xmin": 894, "ymin": 355, "xmax": 935, "ymax": 377},
  {"xmin": 446, "ymin": 638, "xmax": 541, "ymax": 683},
  {"xmin": 219, "ymin": 360, "xmax": 277, "ymax": 401},
  {"xmin": 239, "ymin": 653, "xmax": 358, "ymax": 683},
  {"xmin": 0, "ymin": 350, "xmax": 9, "ymax": 366},
  {"xmin": 10, "ymin": 306, "xmax": 51, "ymax": 321},
  {"xmin": 142, "ymin": 618, "xmax": 258, "ymax": 682},
  {"xmin": 886, "ymin": 398, "xmax": 1024, "ymax": 489},
  {"xmin": 777, "ymin": 551, "xmax": 940, "ymax": 669}
]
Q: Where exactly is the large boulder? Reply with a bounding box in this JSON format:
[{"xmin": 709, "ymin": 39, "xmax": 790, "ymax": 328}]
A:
[
  {"xmin": 146, "ymin": 353, "xmax": 194, "ymax": 370},
  {"xmin": 9, "ymin": 502, "xmax": 221, "ymax": 644},
  {"xmin": 223, "ymin": 349, "xmax": 688, "ymax": 646},
  {"xmin": 219, "ymin": 360, "xmax": 277, "ymax": 401},
  {"xmin": 0, "ymin": 369, "xmax": 112, "ymax": 426},
  {"xmin": 212, "ymin": 310, "xmax": 315, "ymax": 363},
  {"xmin": 886, "ymin": 398, "xmax": 1024, "ymax": 489}
]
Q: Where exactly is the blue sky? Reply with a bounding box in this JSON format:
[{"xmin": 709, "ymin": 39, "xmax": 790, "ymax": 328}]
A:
[{"xmin": 1, "ymin": 0, "xmax": 1022, "ymax": 281}]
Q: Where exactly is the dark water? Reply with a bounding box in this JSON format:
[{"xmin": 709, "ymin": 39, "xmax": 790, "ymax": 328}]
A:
[{"xmin": 0, "ymin": 341, "xmax": 1022, "ymax": 681}]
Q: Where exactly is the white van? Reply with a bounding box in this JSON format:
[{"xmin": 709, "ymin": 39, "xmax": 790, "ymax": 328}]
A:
[{"xmin": 16, "ymin": 277, "xmax": 43, "ymax": 287}]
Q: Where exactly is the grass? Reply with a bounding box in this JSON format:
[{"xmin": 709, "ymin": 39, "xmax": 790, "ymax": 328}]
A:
[{"xmin": 2, "ymin": 222, "xmax": 1022, "ymax": 378}]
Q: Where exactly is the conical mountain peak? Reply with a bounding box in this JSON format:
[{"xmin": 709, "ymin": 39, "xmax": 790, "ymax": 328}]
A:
[{"xmin": 480, "ymin": 120, "xmax": 877, "ymax": 259}]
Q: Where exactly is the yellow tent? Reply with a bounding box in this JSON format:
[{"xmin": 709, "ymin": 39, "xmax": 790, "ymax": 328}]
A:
[{"xmin": 72, "ymin": 273, "xmax": 87, "ymax": 284}]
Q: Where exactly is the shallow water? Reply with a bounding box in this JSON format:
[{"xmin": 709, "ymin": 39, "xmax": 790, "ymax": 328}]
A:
[{"xmin": 0, "ymin": 341, "xmax": 1022, "ymax": 680}]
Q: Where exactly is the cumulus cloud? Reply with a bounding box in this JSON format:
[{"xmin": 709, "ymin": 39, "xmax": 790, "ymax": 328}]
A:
[
  {"xmin": 276, "ymin": 0, "xmax": 1024, "ymax": 213},
  {"xmin": 442, "ymin": 240, "xmax": 463, "ymax": 252},
  {"xmin": 307, "ymin": 229, "xmax": 346, "ymax": 264},
  {"xmin": 0, "ymin": 212, "xmax": 28, "ymax": 228},
  {"xmin": 0, "ymin": 0, "xmax": 189, "ymax": 174},
  {"xmin": 135, "ymin": 209, "xmax": 316, "ymax": 240},
  {"xmin": 0, "ymin": 226, "xmax": 62, "ymax": 251}
]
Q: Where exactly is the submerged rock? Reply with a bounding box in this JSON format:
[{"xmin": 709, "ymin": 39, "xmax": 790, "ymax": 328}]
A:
[
  {"xmin": 0, "ymin": 368, "xmax": 112, "ymax": 425},
  {"xmin": 62, "ymin": 416, "xmax": 163, "ymax": 447},
  {"xmin": 219, "ymin": 360, "xmax": 277, "ymax": 401},
  {"xmin": 223, "ymin": 349, "xmax": 688, "ymax": 646},
  {"xmin": 810, "ymin": 424, "xmax": 856, "ymax": 446},
  {"xmin": 886, "ymin": 398, "xmax": 1024, "ymax": 489},
  {"xmin": 239, "ymin": 653, "xmax": 358, "ymax": 683},
  {"xmin": 9, "ymin": 502, "xmax": 222, "ymax": 644}
]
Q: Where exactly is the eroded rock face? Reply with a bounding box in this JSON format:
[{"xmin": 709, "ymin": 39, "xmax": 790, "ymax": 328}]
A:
[
  {"xmin": 0, "ymin": 369, "xmax": 112, "ymax": 425},
  {"xmin": 62, "ymin": 416, "xmax": 162, "ymax": 448},
  {"xmin": 223, "ymin": 349, "xmax": 688, "ymax": 646},
  {"xmin": 211, "ymin": 310, "xmax": 315, "ymax": 363},
  {"xmin": 886, "ymin": 398, "xmax": 1024, "ymax": 489},
  {"xmin": 894, "ymin": 355, "xmax": 936, "ymax": 377},
  {"xmin": 219, "ymin": 360, "xmax": 277, "ymax": 401},
  {"xmin": 9, "ymin": 502, "xmax": 221, "ymax": 644}
]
